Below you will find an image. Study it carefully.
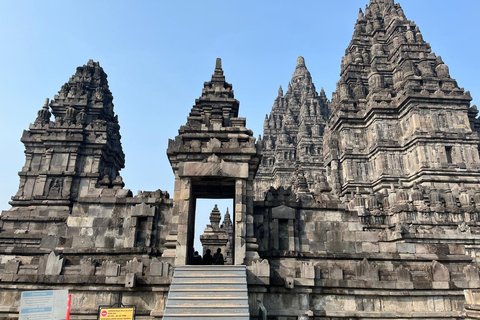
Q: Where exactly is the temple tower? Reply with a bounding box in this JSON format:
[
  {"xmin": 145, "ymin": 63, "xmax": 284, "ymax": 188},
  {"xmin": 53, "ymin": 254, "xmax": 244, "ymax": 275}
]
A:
[
  {"xmin": 3, "ymin": 60, "xmax": 125, "ymax": 242},
  {"xmin": 166, "ymin": 58, "xmax": 261, "ymax": 265},
  {"xmin": 11, "ymin": 60, "xmax": 124, "ymax": 207},
  {"xmin": 200, "ymin": 205, "xmax": 233, "ymax": 264},
  {"xmin": 323, "ymin": 0, "xmax": 480, "ymax": 200},
  {"xmin": 255, "ymin": 56, "xmax": 330, "ymax": 200},
  {"xmin": 220, "ymin": 208, "xmax": 234, "ymax": 264}
]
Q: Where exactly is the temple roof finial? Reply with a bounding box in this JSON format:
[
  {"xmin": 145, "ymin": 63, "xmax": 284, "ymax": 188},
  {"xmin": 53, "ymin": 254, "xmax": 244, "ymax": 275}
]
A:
[
  {"xmin": 210, "ymin": 58, "xmax": 226, "ymax": 85},
  {"xmin": 43, "ymin": 98, "xmax": 50, "ymax": 110},
  {"xmin": 297, "ymin": 56, "xmax": 306, "ymax": 68}
]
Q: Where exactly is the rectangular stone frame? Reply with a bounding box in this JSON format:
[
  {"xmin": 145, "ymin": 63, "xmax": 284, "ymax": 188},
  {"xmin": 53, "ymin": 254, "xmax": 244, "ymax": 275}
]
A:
[{"xmin": 171, "ymin": 161, "xmax": 250, "ymax": 266}]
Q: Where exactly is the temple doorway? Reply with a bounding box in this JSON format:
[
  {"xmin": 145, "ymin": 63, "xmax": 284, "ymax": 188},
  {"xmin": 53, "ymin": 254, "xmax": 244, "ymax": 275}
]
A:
[{"xmin": 193, "ymin": 198, "xmax": 234, "ymax": 265}]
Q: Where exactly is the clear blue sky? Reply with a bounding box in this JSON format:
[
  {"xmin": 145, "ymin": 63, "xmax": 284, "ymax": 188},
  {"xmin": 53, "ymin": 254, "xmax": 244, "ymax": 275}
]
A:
[{"xmin": 1, "ymin": 1, "xmax": 479, "ymax": 250}]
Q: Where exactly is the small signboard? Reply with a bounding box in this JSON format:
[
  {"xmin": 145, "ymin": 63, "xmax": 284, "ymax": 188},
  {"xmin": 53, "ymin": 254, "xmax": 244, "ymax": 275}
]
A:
[
  {"xmin": 19, "ymin": 290, "xmax": 69, "ymax": 320},
  {"xmin": 98, "ymin": 307, "xmax": 135, "ymax": 320}
]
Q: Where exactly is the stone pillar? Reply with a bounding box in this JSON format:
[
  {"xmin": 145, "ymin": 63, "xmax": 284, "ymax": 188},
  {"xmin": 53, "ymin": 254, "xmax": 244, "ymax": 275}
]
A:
[
  {"xmin": 124, "ymin": 217, "xmax": 137, "ymax": 248},
  {"xmin": 246, "ymin": 173, "xmax": 260, "ymax": 263},
  {"xmin": 44, "ymin": 149, "xmax": 53, "ymax": 171},
  {"xmin": 235, "ymin": 178, "xmax": 247, "ymax": 265},
  {"xmin": 22, "ymin": 154, "xmax": 33, "ymax": 172},
  {"xmin": 288, "ymin": 219, "xmax": 295, "ymax": 251},
  {"xmin": 34, "ymin": 174, "xmax": 47, "ymax": 197},
  {"xmin": 67, "ymin": 153, "xmax": 77, "ymax": 172},
  {"xmin": 330, "ymin": 159, "xmax": 341, "ymax": 195},
  {"xmin": 271, "ymin": 218, "xmax": 279, "ymax": 250},
  {"xmin": 171, "ymin": 177, "xmax": 192, "ymax": 265},
  {"xmin": 63, "ymin": 176, "xmax": 73, "ymax": 198}
]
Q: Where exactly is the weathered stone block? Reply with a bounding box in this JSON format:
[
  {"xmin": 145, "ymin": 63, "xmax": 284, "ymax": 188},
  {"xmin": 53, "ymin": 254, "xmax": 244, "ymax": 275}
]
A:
[
  {"xmin": 355, "ymin": 258, "xmax": 379, "ymax": 281},
  {"xmin": 43, "ymin": 252, "xmax": 64, "ymax": 276},
  {"xmin": 4, "ymin": 260, "xmax": 20, "ymax": 274},
  {"xmin": 329, "ymin": 264, "xmax": 343, "ymax": 280},
  {"xmin": 67, "ymin": 217, "xmax": 94, "ymax": 228},
  {"xmin": 125, "ymin": 273, "xmax": 136, "ymax": 287},
  {"xmin": 379, "ymin": 242, "xmax": 397, "ymax": 253},
  {"xmin": 397, "ymin": 243, "xmax": 416, "ymax": 254},
  {"xmin": 103, "ymin": 261, "xmax": 120, "ymax": 277},
  {"xmin": 126, "ymin": 258, "xmax": 143, "ymax": 276}
]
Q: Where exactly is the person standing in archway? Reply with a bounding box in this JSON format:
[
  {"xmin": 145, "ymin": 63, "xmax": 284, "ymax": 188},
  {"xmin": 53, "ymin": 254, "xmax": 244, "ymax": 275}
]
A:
[
  {"xmin": 203, "ymin": 249, "xmax": 213, "ymax": 265},
  {"xmin": 192, "ymin": 251, "xmax": 203, "ymax": 265},
  {"xmin": 213, "ymin": 248, "xmax": 225, "ymax": 265}
]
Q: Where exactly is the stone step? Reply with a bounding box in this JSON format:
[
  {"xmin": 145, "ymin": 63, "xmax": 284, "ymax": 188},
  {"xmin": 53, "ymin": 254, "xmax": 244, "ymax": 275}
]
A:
[
  {"xmin": 166, "ymin": 299, "xmax": 248, "ymax": 307},
  {"xmin": 163, "ymin": 314, "xmax": 249, "ymax": 319},
  {"xmin": 173, "ymin": 271, "xmax": 245, "ymax": 278},
  {"xmin": 174, "ymin": 265, "xmax": 245, "ymax": 270},
  {"xmin": 163, "ymin": 265, "xmax": 250, "ymax": 320},
  {"xmin": 165, "ymin": 307, "xmax": 249, "ymax": 315},
  {"xmin": 169, "ymin": 284, "xmax": 247, "ymax": 291},
  {"xmin": 167, "ymin": 294, "xmax": 248, "ymax": 300},
  {"xmin": 172, "ymin": 277, "xmax": 246, "ymax": 284}
]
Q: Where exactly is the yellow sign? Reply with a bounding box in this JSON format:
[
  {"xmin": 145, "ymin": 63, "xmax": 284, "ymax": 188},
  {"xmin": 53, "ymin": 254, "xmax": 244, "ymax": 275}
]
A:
[{"xmin": 99, "ymin": 307, "xmax": 134, "ymax": 319}]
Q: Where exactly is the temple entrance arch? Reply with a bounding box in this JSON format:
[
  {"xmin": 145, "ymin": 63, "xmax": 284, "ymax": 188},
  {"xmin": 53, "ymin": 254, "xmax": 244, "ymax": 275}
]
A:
[
  {"xmin": 165, "ymin": 58, "xmax": 261, "ymax": 266},
  {"xmin": 167, "ymin": 160, "xmax": 253, "ymax": 266},
  {"xmin": 195, "ymin": 198, "xmax": 234, "ymax": 265},
  {"xmin": 188, "ymin": 178, "xmax": 236, "ymax": 265}
]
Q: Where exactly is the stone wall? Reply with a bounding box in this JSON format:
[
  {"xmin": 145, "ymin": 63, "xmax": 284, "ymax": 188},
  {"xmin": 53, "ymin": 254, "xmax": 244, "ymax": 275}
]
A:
[
  {"xmin": 250, "ymin": 189, "xmax": 480, "ymax": 319},
  {"xmin": 0, "ymin": 189, "xmax": 174, "ymax": 319}
]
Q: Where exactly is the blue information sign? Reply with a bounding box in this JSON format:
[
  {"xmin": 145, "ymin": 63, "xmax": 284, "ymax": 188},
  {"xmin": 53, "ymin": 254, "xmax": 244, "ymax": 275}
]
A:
[{"xmin": 19, "ymin": 290, "xmax": 68, "ymax": 320}]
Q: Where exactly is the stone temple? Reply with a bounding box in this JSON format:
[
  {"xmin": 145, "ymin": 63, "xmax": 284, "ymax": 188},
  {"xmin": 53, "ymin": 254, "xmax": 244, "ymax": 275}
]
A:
[{"xmin": 2, "ymin": 0, "xmax": 480, "ymax": 319}]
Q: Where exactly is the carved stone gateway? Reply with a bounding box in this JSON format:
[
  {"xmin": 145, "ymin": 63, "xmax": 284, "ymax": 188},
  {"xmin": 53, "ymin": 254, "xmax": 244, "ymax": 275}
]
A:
[{"xmin": 166, "ymin": 58, "xmax": 261, "ymax": 265}]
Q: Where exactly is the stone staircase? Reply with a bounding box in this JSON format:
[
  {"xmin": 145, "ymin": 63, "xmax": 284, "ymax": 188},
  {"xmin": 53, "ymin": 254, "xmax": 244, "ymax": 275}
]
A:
[{"xmin": 163, "ymin": 265, "xmax": 249, "ymax": 320}]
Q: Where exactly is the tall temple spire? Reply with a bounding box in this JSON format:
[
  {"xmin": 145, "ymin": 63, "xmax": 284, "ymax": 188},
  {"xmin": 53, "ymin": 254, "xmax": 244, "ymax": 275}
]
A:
[
  {"xmin": 290, "ymin": 56, "xmax": 316, "ymax": 95},
  {"xmin": 254, "ymin": 56, "xmax": 330, "ymax": 200},
  {"xmin": 221, "ymin": 207, "xmax": 233, "ymax": 229},
  {"xmin": 296, "ymin": 56, "xmax": 306, "ymax": 68},
  {"xmin": 181, "ymin": 58, "xmax": 240, "ymax": 129},
  {"xmin": 11, "ymin": 60, "xmax": 125, "ymax": 206},
  {"xmin": 324, "ymin": 0, "xmax": 479, "ymax": 199}
]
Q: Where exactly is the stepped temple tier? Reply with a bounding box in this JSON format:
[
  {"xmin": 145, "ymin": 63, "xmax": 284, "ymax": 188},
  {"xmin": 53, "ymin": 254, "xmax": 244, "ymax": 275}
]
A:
[{"xmin": 2, "ymin": 1, "xmax": 480, "ymax": 319}]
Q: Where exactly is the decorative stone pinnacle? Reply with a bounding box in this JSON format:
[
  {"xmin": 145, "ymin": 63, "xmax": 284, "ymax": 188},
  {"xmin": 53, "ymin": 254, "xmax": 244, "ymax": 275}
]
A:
[
  {"xmin": 297, "ymin": 56, "xmax": 306, "ymax": 68},
  {"xmin": 43, "ymin": 98, "xmax": 50, "ymax": 110},
  {"xmin": 215, "ymin": 58, "xmax": 222, "ymax": 71},
  {"xmin": 209, "ymin": 204, "xmax": 222, "ymax": 230},
  {"xmin": 35, "ymin": 97, "xmax": 52, "ymax": 125},
  {"xmin": 210, "ymin": 58, "xmax": 226, "ymax": 86}
]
